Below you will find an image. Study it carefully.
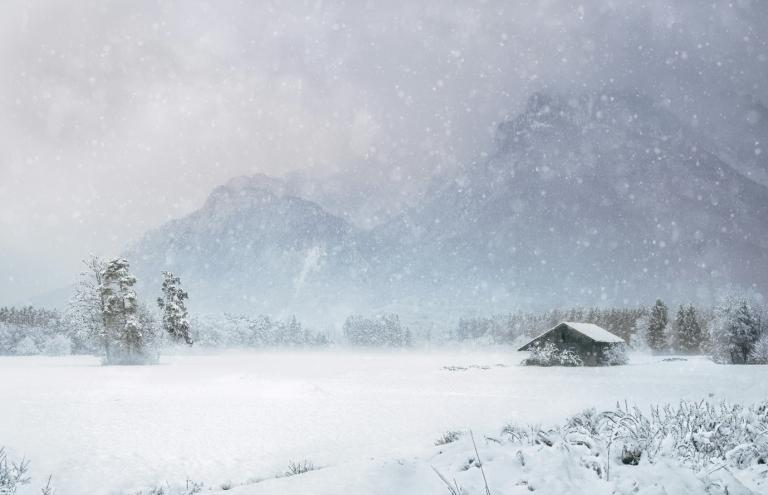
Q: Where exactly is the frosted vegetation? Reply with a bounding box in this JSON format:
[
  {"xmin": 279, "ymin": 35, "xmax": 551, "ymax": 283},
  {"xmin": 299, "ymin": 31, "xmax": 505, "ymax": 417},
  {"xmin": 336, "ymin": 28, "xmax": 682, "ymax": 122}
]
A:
[
  {"xmin": 2, "ymin": 283, "xmax": 767, "ymax": 365},
  {"xmin": 1, "ymin": 2, "xmax": 767, "ymax": 492},
  {"xmin": 2, "ymin": 353, "xmax": 766, "ymax": 494},
  {"xmin": 14, "ymin": 396, "xmax": 768, "ymax": 493},
  {"xmin": 423, "ymin": 400, "xmax": 768, "ymax": 495},
  {"xmin": 2, "ymin": 266, "xmax": 767, "ymax": 492}
]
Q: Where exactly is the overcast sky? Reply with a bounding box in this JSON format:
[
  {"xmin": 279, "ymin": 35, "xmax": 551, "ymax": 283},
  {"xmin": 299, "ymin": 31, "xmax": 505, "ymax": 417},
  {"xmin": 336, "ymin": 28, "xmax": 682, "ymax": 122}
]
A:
[{"xmin": 1, "ymin": 0, "xmax": 766, "ymax": 302}]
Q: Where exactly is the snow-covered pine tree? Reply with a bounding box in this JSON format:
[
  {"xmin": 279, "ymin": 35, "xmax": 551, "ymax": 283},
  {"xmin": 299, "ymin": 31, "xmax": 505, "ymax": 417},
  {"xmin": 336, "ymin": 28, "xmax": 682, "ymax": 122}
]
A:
[
  {"xmin": 673, "ymin": 305, "xmax": 685, "ymax": 353},
  {"xmin": 676, "ymin": 305, "xmax": 702, "ymax": 354},
  {"xmin": 283, "ymin": 315, "xmax": 302, "ymax": 345},
  {"xmin": 628, "ymin": 314, "xmax": 650, "ymax": 351},
  {"xmin": 102, "ymin": 257, "xmax": 154, "ymax": 364},
  {"xmin": 646, "ymin": 299, "xmax": 669, "ymax": 353},
  {"xmin": 750, "ymin": 332, "xmax": 768, "ymax": 364},
  {"xmin": 157, "ymin": 271, "xmax": 193, "ymax": 345},
  {"xmin": 711, "ymin": 297, "xmax": 760, "ymax": 364}
]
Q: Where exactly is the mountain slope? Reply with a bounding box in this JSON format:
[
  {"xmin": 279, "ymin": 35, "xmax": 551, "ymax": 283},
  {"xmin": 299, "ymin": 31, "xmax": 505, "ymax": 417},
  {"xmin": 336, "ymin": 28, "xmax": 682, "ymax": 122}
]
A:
[
  {"xmin": 128, "ymin": 91, "xmax": 768, "ymax": 320},
  {"xmin": 370, "ymin": 92, "xmax": 768, "ymax": 307},
  {"xmin": 127, "ymin": 177, "xmax": 371, "ymax": 317}
]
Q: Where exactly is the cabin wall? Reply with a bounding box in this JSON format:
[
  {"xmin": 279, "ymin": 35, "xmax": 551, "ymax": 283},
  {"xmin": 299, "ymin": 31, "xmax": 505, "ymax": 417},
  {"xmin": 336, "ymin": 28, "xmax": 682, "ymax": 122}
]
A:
[{"xmin": 529, "ymin": 325, "xmax": 610, "ymax": 366}]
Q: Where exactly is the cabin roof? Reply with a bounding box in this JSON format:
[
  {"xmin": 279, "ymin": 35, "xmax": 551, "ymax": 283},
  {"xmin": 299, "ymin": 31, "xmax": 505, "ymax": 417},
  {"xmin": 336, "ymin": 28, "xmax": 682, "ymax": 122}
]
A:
[
  {"xmin": 518, "ymin": 321, "xmax": 625, "ymax": 351},
  {"xmin": 560, "ymin": 322, "xmax": 625, "ymax": 343}
]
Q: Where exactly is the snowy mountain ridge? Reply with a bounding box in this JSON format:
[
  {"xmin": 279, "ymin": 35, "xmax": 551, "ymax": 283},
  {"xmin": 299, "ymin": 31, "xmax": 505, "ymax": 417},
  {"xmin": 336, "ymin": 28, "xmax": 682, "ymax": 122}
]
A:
[{"xmin": 128, "ymin": 91, "xmax": 768, "ymax": 321}]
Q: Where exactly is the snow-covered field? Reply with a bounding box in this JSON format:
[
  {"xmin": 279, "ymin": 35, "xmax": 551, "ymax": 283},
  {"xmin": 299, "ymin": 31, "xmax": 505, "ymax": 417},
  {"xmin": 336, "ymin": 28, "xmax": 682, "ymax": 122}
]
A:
[{"xmin": 2, "ymin": 350, "xmax": 766, "ymax": 494}]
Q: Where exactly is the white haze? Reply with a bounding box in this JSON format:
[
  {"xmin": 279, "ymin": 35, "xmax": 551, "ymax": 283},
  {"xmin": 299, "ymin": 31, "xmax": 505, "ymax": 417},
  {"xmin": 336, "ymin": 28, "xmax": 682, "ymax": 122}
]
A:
[{"xmin": 0, "ymin": 0, "xmax": 766, "ymax": 301}]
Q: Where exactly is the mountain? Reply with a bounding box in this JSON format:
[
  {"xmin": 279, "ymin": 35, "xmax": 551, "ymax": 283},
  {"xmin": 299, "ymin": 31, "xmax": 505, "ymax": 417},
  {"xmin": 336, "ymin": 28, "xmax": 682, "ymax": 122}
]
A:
[
  {"xmin": 246, "ymin": 168, "xmax": 423, "ymax": 230},
  {"xmin": 126, "ymin": 176, "xmax": 371, "ymax": 319},
  {"xmin": 370, "ymin": 91, "xmax": 768, "ymax": 307},
  {"xmin": 708, "ymin": 94, "xmax": 768, "ymax": 188},
  {"xmin": 127, "ymin": 91, "xmax": 768, "ymax": 322}
]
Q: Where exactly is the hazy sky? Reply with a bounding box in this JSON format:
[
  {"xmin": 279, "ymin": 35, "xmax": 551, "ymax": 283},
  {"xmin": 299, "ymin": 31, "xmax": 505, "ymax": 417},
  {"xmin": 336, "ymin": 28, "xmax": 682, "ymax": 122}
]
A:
[{"xmin": 1, "ymin": 0, "xmax": 766, "ymax": 302}]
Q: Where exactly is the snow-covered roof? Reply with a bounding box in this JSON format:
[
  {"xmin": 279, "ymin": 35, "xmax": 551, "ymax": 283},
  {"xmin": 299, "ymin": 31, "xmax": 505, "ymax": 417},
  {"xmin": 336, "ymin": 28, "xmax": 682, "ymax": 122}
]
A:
[
  {"xmin": 560, "ymin": 322, "xmax": 625, "ymax": 343},
  {"xmin": 518, "ymin": 321, "xmax": 624, "ymax": 351}
]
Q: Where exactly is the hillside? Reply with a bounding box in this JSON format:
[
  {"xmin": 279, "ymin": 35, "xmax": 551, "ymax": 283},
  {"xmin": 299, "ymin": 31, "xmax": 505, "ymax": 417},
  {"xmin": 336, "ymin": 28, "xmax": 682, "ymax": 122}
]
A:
[{"xmin": 128, "ymin": 92, "xmax": 768, "ymax": 320}]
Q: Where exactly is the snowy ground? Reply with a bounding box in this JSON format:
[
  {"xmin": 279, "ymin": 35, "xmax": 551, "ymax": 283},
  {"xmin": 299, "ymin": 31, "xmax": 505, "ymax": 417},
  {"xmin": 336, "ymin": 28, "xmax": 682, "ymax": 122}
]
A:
[{"xmin": 1, "ymin": 350, "xmax": 766, "ymax": 494}]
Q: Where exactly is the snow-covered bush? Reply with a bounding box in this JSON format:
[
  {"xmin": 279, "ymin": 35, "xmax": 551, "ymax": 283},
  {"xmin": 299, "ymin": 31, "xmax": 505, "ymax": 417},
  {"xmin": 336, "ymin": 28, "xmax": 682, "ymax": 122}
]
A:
[
  {"xmin": 14, "ymin": 336, "xmax": 39, "ymax": 356},
  {"xmin": 553, "ymin": 401, "xmax": 767, "ymax": 469},
  {"xmin": 496, "ymin": 399, "xmax": 768, "ymax": 492},
  {"xmin": 599, "ymin": 343, "xmax": 629, "ymax": 366},
  {"xmin": 284, "ymin": 460, "xmax": 316, "ymax": 477},
  {"xmin": 710, "ymin": 296, "xmax": 761, "ymax": 364},
  {"xmin": 435, "ymin": 430, "xmax": 463, "ymax": 446},
  {"xmin": 749, "ymin": 332, "xmax": 768, "ymax": 364},
  {"xmin": 522, "ymin": 341, "xmax": 583, "ymax": 366},
  {"xmin": 0, "ymin": 306, "xmax": 78, "ymax": 355},
  {"xmin": 521, "ymin": 341, "xmax": 558, "ymax": 366},
  {"xmin": 134, "ymin": 480, "xmax": 203, "ymax": 495},
  {"xmin": 42, "ymin": 334, "xmax": 73, "ymax": 356},
  {"xmin": 0, "ymin": 447, "xmax": 31, "ymax": 494},
  {"xmin": 558, "ymin": 348, "xmax": 584, "ymax": 366}
]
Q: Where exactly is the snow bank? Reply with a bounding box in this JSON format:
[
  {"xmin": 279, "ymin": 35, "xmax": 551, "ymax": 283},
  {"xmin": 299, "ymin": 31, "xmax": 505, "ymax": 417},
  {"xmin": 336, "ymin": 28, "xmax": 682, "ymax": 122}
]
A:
[
  {"xmin": 220, "ymin": 401, "xmax": 768, "ymax": 495},
  {"xmin": 2, "ymin": 352, "xmax": 767, "ymax": 494}
]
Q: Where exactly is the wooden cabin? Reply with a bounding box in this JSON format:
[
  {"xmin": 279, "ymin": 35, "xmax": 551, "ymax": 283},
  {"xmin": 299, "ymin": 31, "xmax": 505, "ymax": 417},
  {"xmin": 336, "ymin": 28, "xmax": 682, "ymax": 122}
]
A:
[{"xmin": 518, "ymin": 321, "xmax": 625, "ymax": 366}]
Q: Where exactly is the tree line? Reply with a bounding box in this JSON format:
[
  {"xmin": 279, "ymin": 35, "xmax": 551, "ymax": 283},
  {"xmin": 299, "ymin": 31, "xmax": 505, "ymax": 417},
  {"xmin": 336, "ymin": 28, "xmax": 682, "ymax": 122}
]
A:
[
  {"xmin": 453, "ymin": 307, "xmax": 646, "ymax": 345},
  {"xmin": 0, "ymin": 256, "xmax": 195, "ymax": 362},
  {"xmin": 453, "ymin": 296, "xmax": 768, "ymax": 364},
  {"xmin": 3, "ymin": 266, "xmax": 767, "ymax": 365},
  {"xmin": 190, "ymin": 314, "xmax": 330, "ymax": 347},
  {"xmin": 0, "ymin": 305, "xmax": 79, "ymax": 356}
]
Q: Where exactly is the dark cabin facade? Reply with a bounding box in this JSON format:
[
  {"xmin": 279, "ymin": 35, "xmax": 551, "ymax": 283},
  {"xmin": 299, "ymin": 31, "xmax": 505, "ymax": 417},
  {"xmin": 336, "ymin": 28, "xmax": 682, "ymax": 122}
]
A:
[{"xmin": 518, "ymin": 321, "xmax": 625, "ymax": 366}]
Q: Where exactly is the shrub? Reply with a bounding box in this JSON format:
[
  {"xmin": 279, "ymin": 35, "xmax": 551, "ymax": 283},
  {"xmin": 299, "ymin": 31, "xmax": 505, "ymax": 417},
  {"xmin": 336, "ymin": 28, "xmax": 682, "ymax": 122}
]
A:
[
  {"xmin": 284, "ymin": 460, "xmax": 316, "ymax": 477},
  {"xmin": 749, "ymin": 333, "xmax": 768, "ymax": 364},
  {"xmin": 435, "ymin": 430, "xmax": 463, "ymax": 446},
  {"xmin": 134, "ymin": 481, "xmax": 204, "ymax": 495},
  {"xmin": 522, "ymin": 341, "xmax": 559, "ymax": 366},
  {"xmin": 14, "ymin": 336, "xmax": 39, "ymax": 356},
  {"xmin": 42, "ymin": 334, "xmax": 73, "ymax": 356},
  {"xmin": 522, "ymin": 341, "xmax": 583, "ymax": 367},
  {"xmin": 558, "ymin": 348, "xmax": 584, "ymax": 366},
  {"xmin": 503, "ymin": 400, "xmax": 768, "ymax": 471},
  {"xmin": 497, "ymin": 399, "xmax": 768, "ymax": 491},
  {"xmin": 0, "ymin": 447, "xmax": 31, "ymax": 494},
  {"xmin": 599, "ymin": 343, "xmax": 629, "ymax": 366}
]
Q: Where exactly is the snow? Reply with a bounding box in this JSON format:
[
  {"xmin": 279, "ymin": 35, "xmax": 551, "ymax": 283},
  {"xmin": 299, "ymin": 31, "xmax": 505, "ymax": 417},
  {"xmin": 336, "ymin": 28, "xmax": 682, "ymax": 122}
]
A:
[
  {"xmin": 520, "ymin": 321, "xmax": 625, "ymax": 349},
  {"xmin": 562, "ymin": 321, "xmax": 626, "ymax": 343},
  {"xmin": 220, "ymin": 440, "xmax": 767, "ymax": 495},
  {"xmin": 1, "ymin": 350, "xmax": 766, "ymax": 494}
]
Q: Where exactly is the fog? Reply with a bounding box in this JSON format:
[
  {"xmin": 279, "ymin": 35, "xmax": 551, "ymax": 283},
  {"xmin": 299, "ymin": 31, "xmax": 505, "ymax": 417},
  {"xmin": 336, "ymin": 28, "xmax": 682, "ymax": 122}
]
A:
[{"xmin": 1, "ymin": 0, "xmax": 766, "ymax": 302}]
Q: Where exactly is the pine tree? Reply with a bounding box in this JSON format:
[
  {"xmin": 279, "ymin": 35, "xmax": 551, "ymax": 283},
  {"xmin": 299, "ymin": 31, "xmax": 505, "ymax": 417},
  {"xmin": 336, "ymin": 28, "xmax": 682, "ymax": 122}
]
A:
[
  {"xmin": 285, "ymin": 315, "xmax": 302, "ymax": 345},
  {"xmin": 673, "ymin": 305, "xmax": 685, "ymax": 353},
  {"xmin": 677, "ymin": 305, "xmax": 702, "ymax": 354},
  {"xmin": 103, "ymin": 258, "xmax": 147, "ymax": 362},
  {"xmin": 647, "ymin": 299, "xmax": 669, "ymax": 353},
  {"xmin": 712, "ymin": 297, "xmax": 759, "ymax": 364},
  {"xmin": 157, "ymin": 271, "xmax": 193, "ymax": 345}
]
